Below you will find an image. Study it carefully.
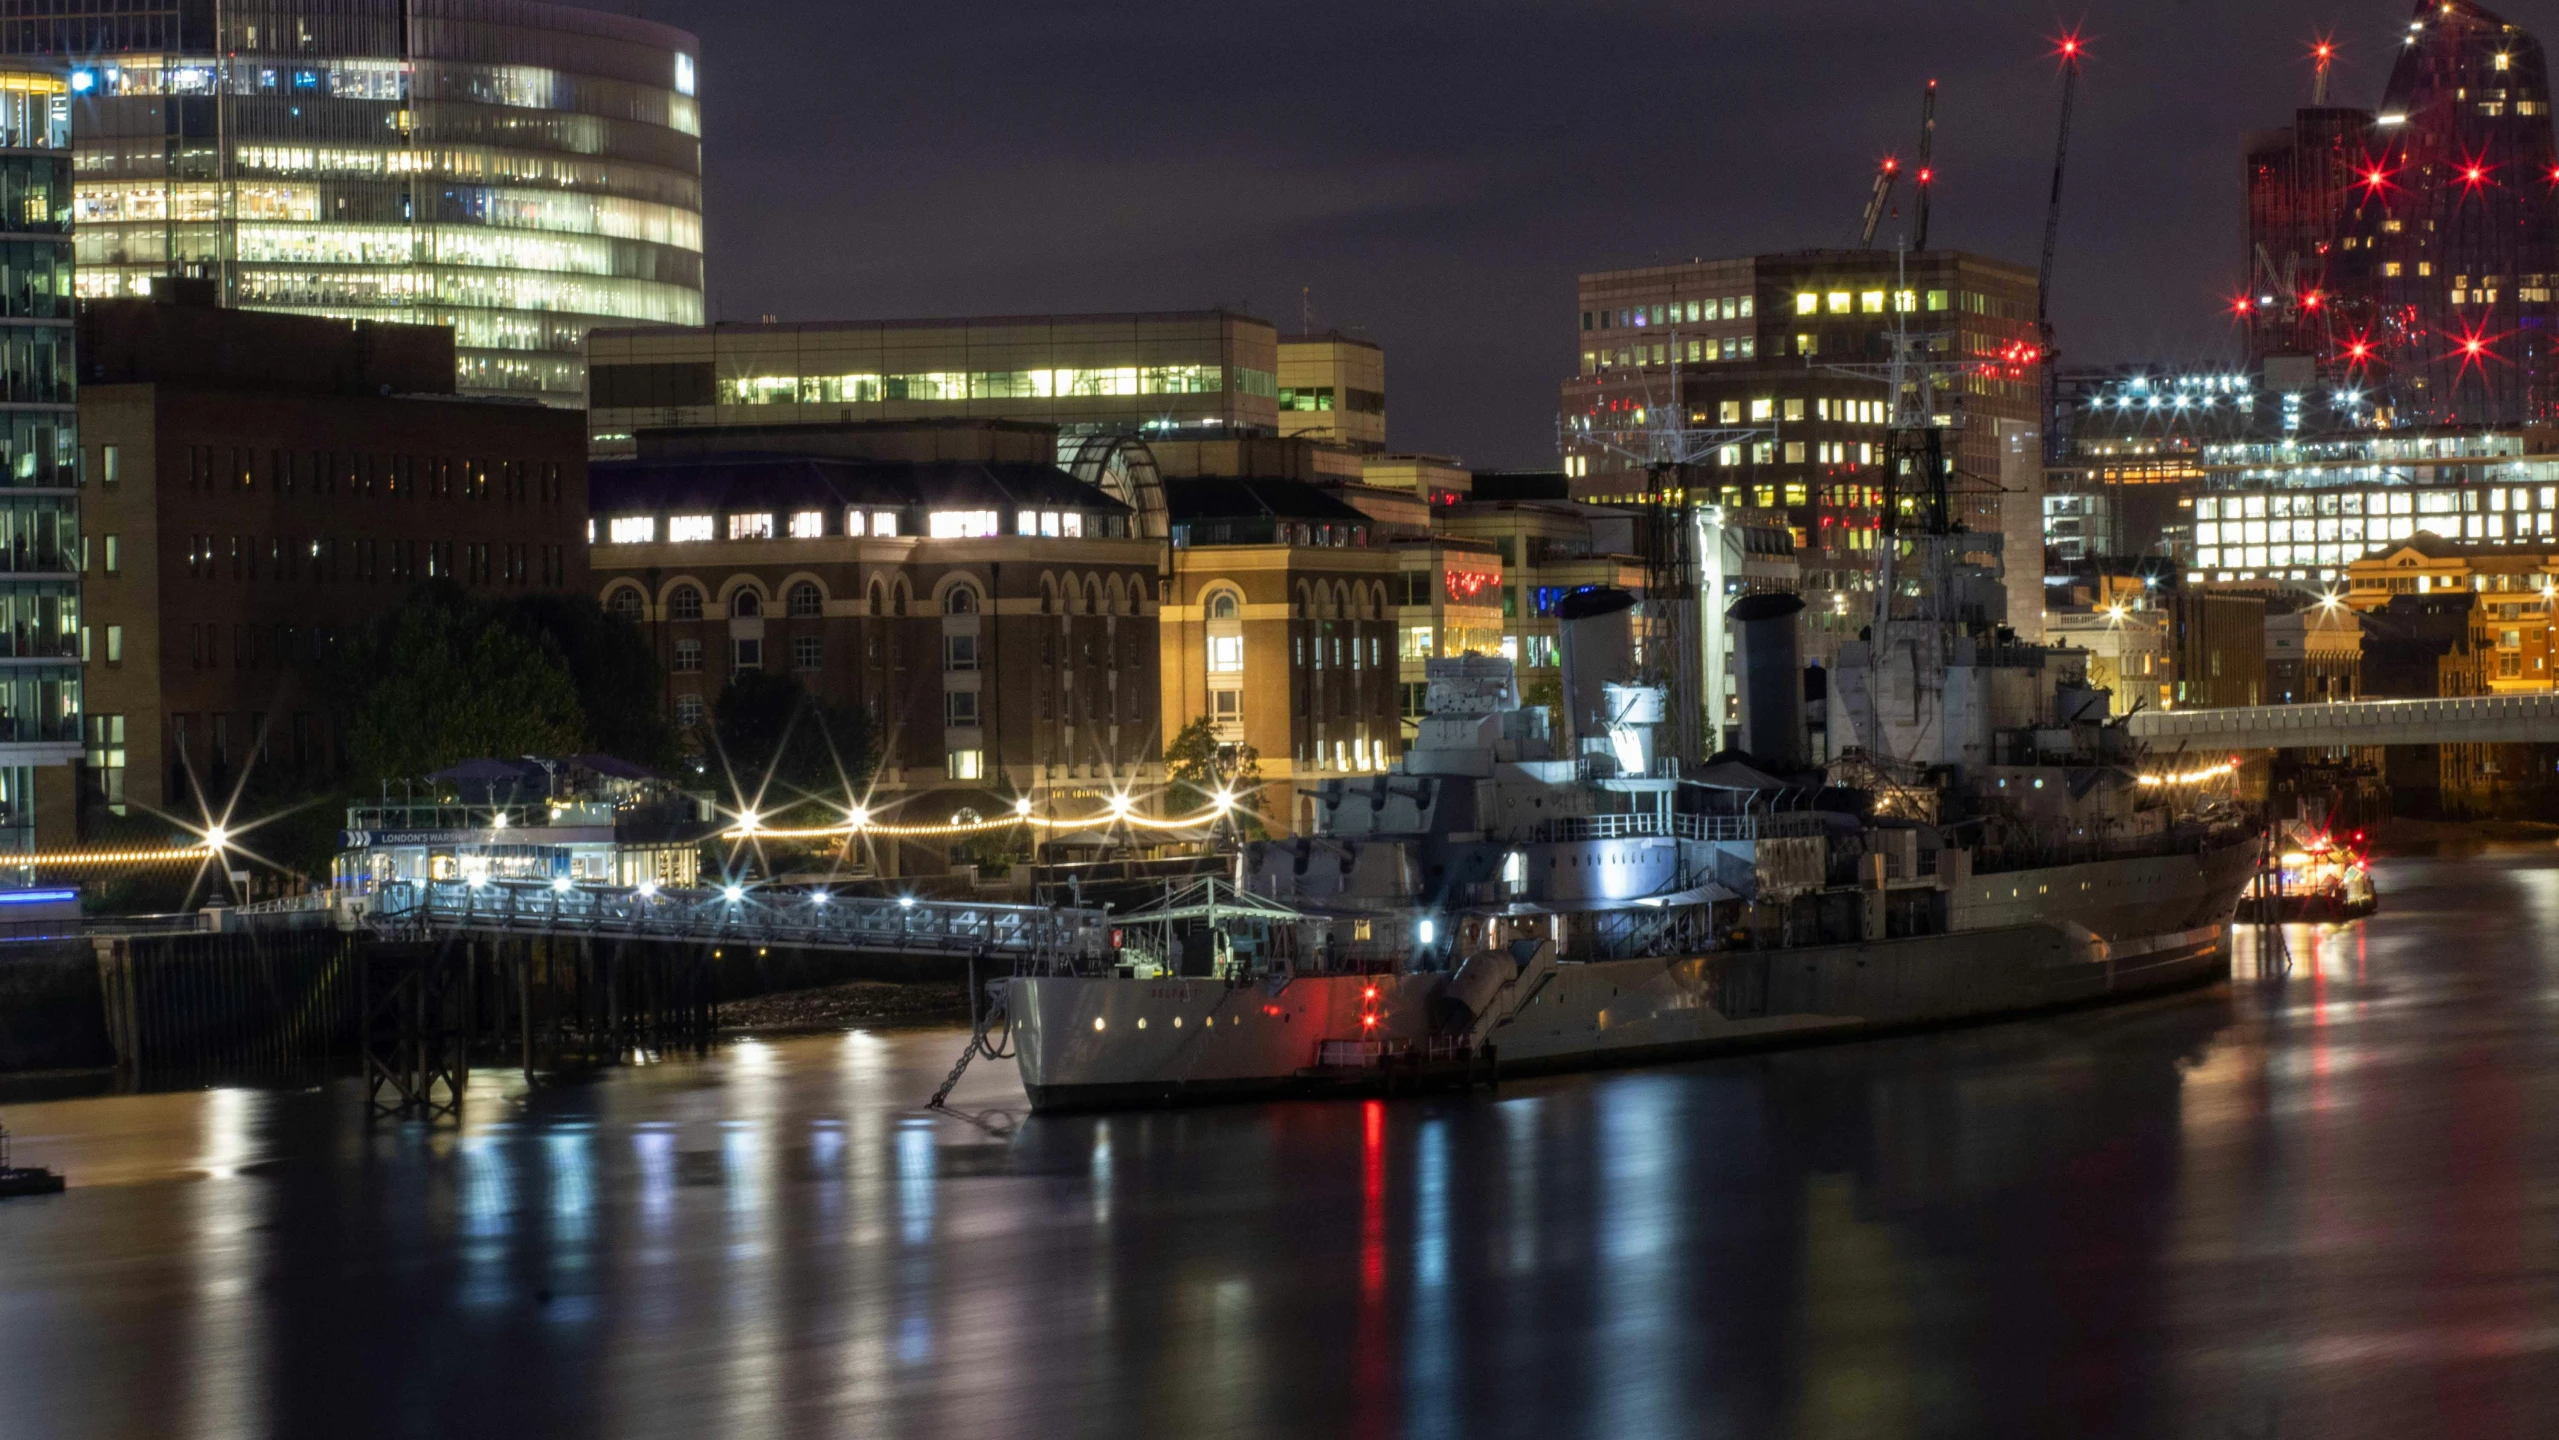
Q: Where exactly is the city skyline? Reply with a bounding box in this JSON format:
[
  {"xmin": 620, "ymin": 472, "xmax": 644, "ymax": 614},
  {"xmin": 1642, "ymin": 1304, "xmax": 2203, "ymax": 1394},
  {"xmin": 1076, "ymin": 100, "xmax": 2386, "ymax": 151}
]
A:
[{"xmin": 633, "ymin": 0, "xmax": 2438, "ymax": 467}]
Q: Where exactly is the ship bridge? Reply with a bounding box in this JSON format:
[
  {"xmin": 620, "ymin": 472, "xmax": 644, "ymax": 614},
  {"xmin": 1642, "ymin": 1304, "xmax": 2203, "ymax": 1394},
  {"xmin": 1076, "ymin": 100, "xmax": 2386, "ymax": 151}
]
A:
[{"xmin": 2126, "ymin": 693, "xmax": 2559, "ymax": 753}]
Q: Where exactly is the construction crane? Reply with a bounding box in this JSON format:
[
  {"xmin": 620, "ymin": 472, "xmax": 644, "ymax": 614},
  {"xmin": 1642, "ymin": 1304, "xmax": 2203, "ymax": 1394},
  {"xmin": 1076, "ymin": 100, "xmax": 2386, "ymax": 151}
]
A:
[
  {"xmin": 1859, "ymin": 81, "xmax": 1941, "ymax": 250},
  {"xmin": 2038, "ymin": 33, "xmax": 2083, "ymax": 462},
  {"xmin": 1857, "ymin": 155, "xmax": 1903, "ymax": 248}
]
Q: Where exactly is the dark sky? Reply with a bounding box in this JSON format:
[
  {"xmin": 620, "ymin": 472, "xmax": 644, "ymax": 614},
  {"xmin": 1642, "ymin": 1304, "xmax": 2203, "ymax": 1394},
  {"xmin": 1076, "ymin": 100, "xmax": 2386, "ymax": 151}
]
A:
[{"xmin": 625, "ymin": 0, "xmax": 2451, "ymax": 468}]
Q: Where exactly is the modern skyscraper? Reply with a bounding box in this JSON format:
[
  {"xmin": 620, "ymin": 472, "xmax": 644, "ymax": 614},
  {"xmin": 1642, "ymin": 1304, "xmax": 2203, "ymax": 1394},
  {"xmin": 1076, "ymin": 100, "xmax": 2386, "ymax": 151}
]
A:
[
  {"xmin": 2243, "ymin": 106, "xmax": 2373, "ymax": 362},
  {"xmin": 1, "ymin": 0, "xmax": 704, "ymax": 404},
  {"xmin": 0, "ymin": 65, "xmax": 82, "ymax": 853},
  {"xmin": 2339, "ymin": 0, "xmax": 2559, "ymax": 425}
]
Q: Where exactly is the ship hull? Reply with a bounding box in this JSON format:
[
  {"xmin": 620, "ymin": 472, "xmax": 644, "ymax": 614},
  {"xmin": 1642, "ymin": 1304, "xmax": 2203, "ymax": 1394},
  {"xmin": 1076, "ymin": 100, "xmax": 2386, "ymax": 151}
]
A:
[{"xmin": 1010, "ymin": 840, "xmax": 2256, "ymax": 1111}]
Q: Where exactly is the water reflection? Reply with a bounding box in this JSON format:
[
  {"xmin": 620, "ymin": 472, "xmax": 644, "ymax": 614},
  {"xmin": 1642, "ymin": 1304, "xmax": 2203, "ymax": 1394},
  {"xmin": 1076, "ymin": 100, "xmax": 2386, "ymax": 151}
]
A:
[{"xmin": 7, "ymin": 852, "xmax": 2559, "ymax": 1437}]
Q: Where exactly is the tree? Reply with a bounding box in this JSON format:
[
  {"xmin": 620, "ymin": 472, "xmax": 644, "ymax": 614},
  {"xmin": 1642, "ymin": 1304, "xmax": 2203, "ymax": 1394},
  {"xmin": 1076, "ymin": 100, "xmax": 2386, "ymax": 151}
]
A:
[
  {"xmin": 711, "ymin": 671, "xmax": 879, "ymax": 822},
  {"xmin": 496, "ymin": 592, "xmax": 676, "ymax": 769},
  {"xmin": 336, "ymin": 583, "xmax": 586, "ymax": 784},
  {"xmin": 1163, "ymin": 716, "xmax": 1267, "ymax": 841}
]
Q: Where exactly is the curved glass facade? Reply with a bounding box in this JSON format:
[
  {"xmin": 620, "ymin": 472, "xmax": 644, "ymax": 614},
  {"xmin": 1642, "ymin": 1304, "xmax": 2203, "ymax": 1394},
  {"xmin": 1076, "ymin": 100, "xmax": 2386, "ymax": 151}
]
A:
[{"xmin": 5, "ymin": 0, "xmax": 703, "ymax": 402}]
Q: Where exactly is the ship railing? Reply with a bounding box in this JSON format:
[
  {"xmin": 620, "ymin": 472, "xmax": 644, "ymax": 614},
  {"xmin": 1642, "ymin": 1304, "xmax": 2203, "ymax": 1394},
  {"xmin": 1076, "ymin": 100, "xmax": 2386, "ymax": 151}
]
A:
[{"xmin": 1535, "ymin": 811, "xmax": 1825, "ymax": 843}]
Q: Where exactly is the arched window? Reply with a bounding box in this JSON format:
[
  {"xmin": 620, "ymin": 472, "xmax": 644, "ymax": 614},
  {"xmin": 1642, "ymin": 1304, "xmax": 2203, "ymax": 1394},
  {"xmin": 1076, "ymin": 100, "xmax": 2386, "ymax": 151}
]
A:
[
  {"xmin": 732, "ymin": 589, "xmax": 762, "ymax": 618},
  {"xmin": 608, "ymin": 587, "xmax": 644, "ymax": 623},
  {"xmin": 668, "ymin": 585, "xmax": 703, "ymax": 621},
  {"xmin": 868, "ymin": 580, "xmax": 887, "ymax": 617},
  {"xmin": 893, "ymin": 580, "xmax": 910, "ymax": 617},
  {"xmin": 1207, "ymin": 590, "xmax": 1240, "ymax": 620},
  {"xmin": 788, "ymin": 582, "xmax": 823, "ymax": 618},
  {"xmin": 1040, "ymin": 576, "xmax": 1058, "ymax": 615},
  {"xmin": 945, "ymin": 586, "xmax": 979, "ymax": 615}
]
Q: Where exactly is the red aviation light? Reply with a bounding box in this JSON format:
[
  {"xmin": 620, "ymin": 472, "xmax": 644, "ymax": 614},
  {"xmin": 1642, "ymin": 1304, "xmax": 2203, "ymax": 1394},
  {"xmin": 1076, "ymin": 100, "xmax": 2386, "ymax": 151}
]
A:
[
  {"xmin": 2231, "ymin": 294, "xmax": 2256, "ymax": 316},
  {"xmin": 1881, "ymin": 155, "xmax": 1900, "ymax": 175},
  {"xmin": 2303, "ymin": 290, "xmax": 2325, "ymax": 310},
  {"xmin": 1361, "ymin": 1013, "xmax": 1378, "ymax": 1028},
  {"xmin": 1362, "ymin": 984, "xmax": 1379, "ymax": 1001},
  {"xmin": 2054, "ymin": 30, "xmax": 2084, "ymax": 63},
  {"xmin": 1916, "ymin": 166, "xmax": 1935, "ymax": 185},
  {"xmin": 2360, "ymin": 162, "xmax": 2393, "ymax": 195}
]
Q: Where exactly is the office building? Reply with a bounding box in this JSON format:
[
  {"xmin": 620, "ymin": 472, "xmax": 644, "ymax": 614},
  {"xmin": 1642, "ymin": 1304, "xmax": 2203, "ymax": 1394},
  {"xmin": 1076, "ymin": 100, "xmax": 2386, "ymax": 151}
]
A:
[
  {"xmin": 77, "ymin": 293, "xmax": 590, "ymax": 812},
  {"xmin": 586, "ymin": 311, "xmax": 1281, "ymax": 461},
  {"xmin": 1275, "ymin": 333, "xmax": 1385, "ymax": 453},
  {"xmin": 1562, "ymin": 249, "xmax": 2046, "ymax": 637},
  {"xmin": 2188, "ymin": 428, "xmax": 2558, "ymax": 585},
  {"xmin": 2265, "ymin": 602, "xmax": 2364, "ymax": 702},
  {"xmin": 6, "ymin": 0, "xmax": 704, "ymax": 404},
  {"xmin": 0, "ymin": 66, "xmax": 77, "ymax": 853},
  {"xmin": 587, "ymin": 420, "xmax": 1163, "ymax": 858}
]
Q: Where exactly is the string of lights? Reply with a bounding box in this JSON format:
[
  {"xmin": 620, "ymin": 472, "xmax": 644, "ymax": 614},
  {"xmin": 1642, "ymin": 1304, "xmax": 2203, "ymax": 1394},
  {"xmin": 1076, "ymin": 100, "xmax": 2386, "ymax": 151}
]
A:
[
  {"xmin": 8, "ymin": 845, "xmax": 216, "ymax": 867},
  {"xmin": 727, "ymin": 793, "xmax": 1243, "ymax": 841},
  {"xmin": 2137, "ymin": 760, "xmax": 2241, "ymax": 788}
]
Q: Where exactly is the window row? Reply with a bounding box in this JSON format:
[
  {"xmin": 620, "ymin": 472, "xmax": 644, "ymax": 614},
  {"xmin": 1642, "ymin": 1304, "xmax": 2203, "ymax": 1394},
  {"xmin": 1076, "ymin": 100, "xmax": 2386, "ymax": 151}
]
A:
[
  {"xmin": 183, "ymin": 446, "xmax": 570, "ymax": 503},
  {"xmin": 1585, "ymin": 296, "xmax": 1756, "ymax": 331},
  {"xmin": 183, "ymin": 534, "xmax": 567, "ymax": 585},
  {"xmin": 713, "ymin": 365, "xmax": 1236, "ymax": 407},
  {"xmin": 602, "ymin": 505, "xmax": 1126, "ymax": 544}
]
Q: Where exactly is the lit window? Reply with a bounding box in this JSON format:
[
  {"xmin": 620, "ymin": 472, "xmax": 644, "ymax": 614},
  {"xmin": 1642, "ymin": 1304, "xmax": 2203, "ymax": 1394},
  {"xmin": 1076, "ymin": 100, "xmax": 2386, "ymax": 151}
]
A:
[
  {"xmin": 871, "ymin": 511, "xmax": 898, "ymax": 537},
  {"xmin": 1749, "ymin": 398, "xmax": 1774, "ymax": 421},
  {"xmin": 667, "ymin": 515, "xmax": 713, "ymax": 543},
  {"xmin": 928, "ymin": 510, "xmax": 1000, "ymax": 538},
  {"xmin": 1826, "ymin": 291, "xmax": 1852, "ymax": 313},
  {"xmin": 1401, "ymin": 626, "xmax": 1435, "ymax": 660},
  {"xmin": 608, "ymin": 516, "xmax": 656, "ymax": 544},
  {"xmin": 947, "ymin": 749, "xmax": 983, "ymax": 780},
  {"xmin": 1018, "ymin": 509, "xmax": 1038, "ymax": 535},
  {"xmin": 788, "ymin": 510, "xmax": 824, "ymax": 539},
  {"xmin": 1062, "ymin": 512, "xmax": 1084, "ymax": 538},
  {"xmin": 1208, "ymin": 634, "xmax": 1244, "ymax": 672},
  {"xmin": 846, "ymin": 509, "xmax": 868, "ymax": 537},
  {"xmin": 728, "ymin": 513, "xmax": 775, "ymax": 541},
  {"xmin": 1860, "ymin": 290, "xmax": 1885, "ymax": 313},
  {"xmin": 1795, "ymin": 292, "xmax": 1818, "ymax": 315}
]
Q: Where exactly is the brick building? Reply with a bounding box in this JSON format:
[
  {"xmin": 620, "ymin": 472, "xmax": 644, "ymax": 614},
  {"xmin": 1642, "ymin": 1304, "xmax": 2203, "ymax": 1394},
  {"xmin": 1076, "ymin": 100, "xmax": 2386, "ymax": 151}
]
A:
[
  {"xmin": 587, "ymin": 421, "xmax": 1162, "ymax": 845},
  {"xmin": 76, "ymin": 294, "xmax": 590, "ymax": 811}
]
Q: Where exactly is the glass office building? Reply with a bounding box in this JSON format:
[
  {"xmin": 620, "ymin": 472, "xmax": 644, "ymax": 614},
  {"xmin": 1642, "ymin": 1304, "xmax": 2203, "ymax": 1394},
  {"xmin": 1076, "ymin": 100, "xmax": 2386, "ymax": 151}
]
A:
[
  {"xmin": 1, "ymin": 0, "xmax": 704, "ymax": 402},
  {"xmin": 0, "ymin": 65, "xmax": 81, "ymax": 852}
]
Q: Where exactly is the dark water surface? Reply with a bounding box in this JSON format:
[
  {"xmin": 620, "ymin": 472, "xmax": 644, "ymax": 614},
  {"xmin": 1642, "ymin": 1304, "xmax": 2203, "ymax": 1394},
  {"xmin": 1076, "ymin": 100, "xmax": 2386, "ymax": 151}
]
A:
[{"xmin": 6, "ymin": 849, "xmax": 2559, "ymax": 1438}]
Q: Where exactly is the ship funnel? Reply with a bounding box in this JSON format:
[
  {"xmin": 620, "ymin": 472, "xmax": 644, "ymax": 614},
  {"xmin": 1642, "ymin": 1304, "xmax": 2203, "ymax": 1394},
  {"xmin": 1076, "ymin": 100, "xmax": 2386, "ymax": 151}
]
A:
[
  {"xmin": 1726, "ymin": 592, "xmax": 1806, "ymax": 770},
  {"xmin": 1555, "ymin": 587, "xmax": 1638, "ymax": 748}
]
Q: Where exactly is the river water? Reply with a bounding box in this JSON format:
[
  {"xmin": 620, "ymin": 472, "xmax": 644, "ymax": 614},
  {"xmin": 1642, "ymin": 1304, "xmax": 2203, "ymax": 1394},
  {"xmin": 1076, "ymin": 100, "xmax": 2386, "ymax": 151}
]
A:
[{"xmin": 4, "ymin": 848, "xmax": 2558, "ymax": 1438}]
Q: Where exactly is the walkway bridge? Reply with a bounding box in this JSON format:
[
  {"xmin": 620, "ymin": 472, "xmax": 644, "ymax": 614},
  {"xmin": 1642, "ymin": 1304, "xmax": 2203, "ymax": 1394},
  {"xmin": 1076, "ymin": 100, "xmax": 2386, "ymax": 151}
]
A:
[
  {"xmin": 369, "ymin": 880, "xmax": 1114, "ymax": 968},
  {"xmin": 2126, "ymin": 693, "xmax": 2559, "ymax": 753}
]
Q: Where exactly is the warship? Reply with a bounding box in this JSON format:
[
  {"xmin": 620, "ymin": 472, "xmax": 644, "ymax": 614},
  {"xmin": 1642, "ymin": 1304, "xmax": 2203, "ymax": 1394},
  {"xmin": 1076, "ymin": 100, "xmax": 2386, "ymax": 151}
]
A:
[{"xmin": 998, "ymin": 517, "xmax": 2258, "ymax": 1110}]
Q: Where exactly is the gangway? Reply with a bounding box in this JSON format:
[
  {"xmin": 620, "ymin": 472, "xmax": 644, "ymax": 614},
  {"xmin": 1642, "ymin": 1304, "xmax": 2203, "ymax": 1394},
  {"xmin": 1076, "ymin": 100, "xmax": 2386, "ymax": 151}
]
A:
[{"xmin": 370, "ymin": 880, "xmax": 1112, "ymax": 965}]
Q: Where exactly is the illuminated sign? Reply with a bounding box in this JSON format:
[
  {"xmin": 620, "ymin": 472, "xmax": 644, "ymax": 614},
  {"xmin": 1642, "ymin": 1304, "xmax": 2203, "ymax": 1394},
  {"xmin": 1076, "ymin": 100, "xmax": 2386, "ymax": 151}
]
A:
[{"xmin": 1444, "ymin": 568, "xmax": 1497, "ymax": 604}]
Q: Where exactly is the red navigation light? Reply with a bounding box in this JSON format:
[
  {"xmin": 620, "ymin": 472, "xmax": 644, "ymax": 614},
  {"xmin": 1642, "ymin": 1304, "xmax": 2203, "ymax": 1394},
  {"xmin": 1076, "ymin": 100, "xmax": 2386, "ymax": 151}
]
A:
[
  {"xmin": 1361, "ymin": 1013, "xmax": 1378, "ymax": 1028},
  {"xmin": 1916, "ymin": 166, "xmax": 1935, "ymax": 184},
  {"xmin": 2361, "ymin": 163, "xmax": 2393, "ymax": 194},
  {"xmin": 2303, "ymin": 290, "xmax": 2325, "ymax": 310},
  {"xmin": 1362, "ymin": 984, "xmax": 1378, "ymax": 1001},
  {"xmin": 2466, "ymin": 165, "xmax": 2488, "ymax": 186},
  {"xmin": 2055, "ymin": 30, "xmax": 2083, "ymax": 62},
  {"xmin": 2231, "ymin": 295, "xmax": 2256, "ymax": 316},
  {"xmin": 1881, "ymin": 155, "xmax": 1900, "ymax": 174},
  {"xmin": 2315, "ymin": 41, "xmax": 2335, "ymax": 63}
]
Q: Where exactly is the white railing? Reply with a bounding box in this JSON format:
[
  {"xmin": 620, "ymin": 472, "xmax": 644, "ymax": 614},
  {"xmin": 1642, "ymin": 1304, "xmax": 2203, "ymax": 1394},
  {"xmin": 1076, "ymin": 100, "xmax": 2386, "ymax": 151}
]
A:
[
  {"xmin": 371, "ymin": 880, "xmax": 1111, "ymax": 961},
  {"xmin": 1536, "ymin": 810, "xmax": 1826, "ymax": 843}
]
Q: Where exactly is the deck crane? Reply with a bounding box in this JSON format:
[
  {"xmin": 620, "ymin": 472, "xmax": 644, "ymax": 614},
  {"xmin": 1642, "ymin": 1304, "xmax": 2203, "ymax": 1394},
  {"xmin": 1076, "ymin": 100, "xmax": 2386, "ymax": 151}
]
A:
[{"xmin": 2037, "ymin": 34, "xmax": 2083, "ymax": 462}]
